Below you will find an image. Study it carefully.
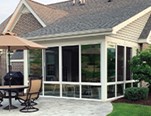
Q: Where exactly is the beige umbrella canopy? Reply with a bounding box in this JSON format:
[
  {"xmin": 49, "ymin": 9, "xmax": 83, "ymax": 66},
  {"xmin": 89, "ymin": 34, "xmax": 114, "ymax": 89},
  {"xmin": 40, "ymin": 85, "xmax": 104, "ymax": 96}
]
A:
[
  {"xmin": 0, "ymin": 32, "xmax": 47, "ymax": 86},
  {"xmin": 0, "ymin": 32, "xmax": 46, "ymax": 50}
]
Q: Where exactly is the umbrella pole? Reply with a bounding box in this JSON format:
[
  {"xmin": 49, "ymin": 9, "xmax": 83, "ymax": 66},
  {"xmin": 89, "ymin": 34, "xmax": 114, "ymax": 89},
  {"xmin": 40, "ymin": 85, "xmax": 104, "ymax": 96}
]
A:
[{"xmin": 8, "ymin": 46, "xmax": 11, "ymax": 87}]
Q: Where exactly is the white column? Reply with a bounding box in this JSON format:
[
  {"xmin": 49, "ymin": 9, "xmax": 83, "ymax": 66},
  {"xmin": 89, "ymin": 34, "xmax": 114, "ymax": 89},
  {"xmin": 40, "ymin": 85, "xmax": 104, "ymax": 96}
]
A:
[
  {"xmin": 59, "ymin": 46, "xmax": 62, "ymax": 97},
  {"xmin": 23, "ymin": 50, "xmax": 29, "ymax": 86},
  {"xmin": 42, "ymin": 49, "xmax": 45, "ymax": 96},
  {"xmin": 101, "ymin": 40, "xmax": 107, "ymax": 101}
]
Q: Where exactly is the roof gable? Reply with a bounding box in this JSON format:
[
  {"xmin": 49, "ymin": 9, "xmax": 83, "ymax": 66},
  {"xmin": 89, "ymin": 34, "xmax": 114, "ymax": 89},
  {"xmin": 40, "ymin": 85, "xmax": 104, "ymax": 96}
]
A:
[
  {"xmin": 2, "ymin": 0, "xmax": 68, "ymax": 34},
  {"xmin": 0, "ymin": 15, "xmax": 12, "ymax": 34},
  {"xmin": 3, "ymin": 0, "xmax": 46, "ymax": 33},
  {"xmin": 26, "ymin": 0, "xmax": 68, "ymax": 25},
  {"xmin": 12, "ymin": 12, "xmax": 42, "ymax": 36}
]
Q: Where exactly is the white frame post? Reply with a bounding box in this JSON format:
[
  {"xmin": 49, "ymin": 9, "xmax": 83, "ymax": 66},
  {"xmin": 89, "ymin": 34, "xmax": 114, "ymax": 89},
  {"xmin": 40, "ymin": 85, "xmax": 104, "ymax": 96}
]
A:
[
  {"xmin": 23, "ymin": 50, "xmax": 29, "ymax": 86},
  {"xmin": 101, "ymin": 39, "xmax": 107, "ymax": 101}
]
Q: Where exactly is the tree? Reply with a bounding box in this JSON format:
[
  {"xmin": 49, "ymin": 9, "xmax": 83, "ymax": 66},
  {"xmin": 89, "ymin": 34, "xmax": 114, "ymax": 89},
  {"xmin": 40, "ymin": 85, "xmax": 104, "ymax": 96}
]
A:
[{"xmin": 130, "ymin": 46, "xmax": 151, "ymax": 89}]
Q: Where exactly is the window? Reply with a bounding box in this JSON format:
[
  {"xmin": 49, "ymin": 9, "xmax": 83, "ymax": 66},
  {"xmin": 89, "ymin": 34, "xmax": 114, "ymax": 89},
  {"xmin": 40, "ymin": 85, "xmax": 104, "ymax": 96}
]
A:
[
  {"xmin": 62, "ymin": 46, "xmax": 79, "ymax": 82},
  {"xmin": 107, "ymin": 85, "xmax": 115, "ymax": 98},
  {"xmin": 44, "ymin": 84, "xmax": 60, "ymax": 96},
  {"xmin": 107, "ymin": 43, "xmax": 134, "ymax": 99},
  {"xmin": 117, "ymin": 46, "xmax": 124, "ymax": 81},
  {"xmin": 81, "ymin": 44, "xmax": 100, "ymax": 82},
  {"xmin": 46, "ymin": 47, "xmax": 59, "ymax": 81},
  {"xmin": 82, "ymin": 85, "xmax": 101, "ymax": 99},
  {"xmin": 107, "ymin": 44, "xmax": 116, "ymax": 82},
  {"xmin": 62, "ymin": 84, "xmax": 79, "ymax": 98},
  {"xmin": 126, "ymin": 47, "xmax": 132, "ymax": 80},
  {"xmin": 117, "ymin": 84, "xmax": 124, "ymax": 96}
]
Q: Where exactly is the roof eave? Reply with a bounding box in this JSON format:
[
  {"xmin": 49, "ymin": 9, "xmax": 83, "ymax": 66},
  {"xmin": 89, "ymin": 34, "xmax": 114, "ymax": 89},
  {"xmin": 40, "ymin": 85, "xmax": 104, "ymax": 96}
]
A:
[
  {"xmin": 138, "ymin": 39, "xmax": 148, "ymax": 43},
  {"xmin": 25, "ymin": 28, "xmax": 112, "ymax": 41}
]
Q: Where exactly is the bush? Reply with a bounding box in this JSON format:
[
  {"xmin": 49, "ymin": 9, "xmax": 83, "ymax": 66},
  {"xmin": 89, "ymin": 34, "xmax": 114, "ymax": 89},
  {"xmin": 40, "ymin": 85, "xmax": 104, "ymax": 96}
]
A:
[{"xmin": 124, "ymin": 87, "xmax": 149, "ymax": 101}]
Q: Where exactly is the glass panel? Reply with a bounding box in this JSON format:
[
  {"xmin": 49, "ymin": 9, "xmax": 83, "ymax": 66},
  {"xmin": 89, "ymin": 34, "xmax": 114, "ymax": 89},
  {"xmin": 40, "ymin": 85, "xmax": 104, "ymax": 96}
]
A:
[
  {"xmin": 62, "ymin": 84, "xmax": 79, "ymax": 98},
  {"xmin": 44, "ymin": 84, "xmax": 60, "ymax": 96},
  {"xmin": 62, "ymin": 46, "xmax": 79, "ymax": 82},
  {"xmin": 29, "ymin": 49, "xmax": 42, "ymax": 77},
  {"xmin": 46, "ymin": 47, "xmax": 59, "ymax": 81},
  {"xmin": 126, "ymin": 47, "xmax": 132, "ymax": 80},
  {"xmin": 107, "ymin": 44, "xmax": 116, "ymax": 82},
  {"xmin": 125, "ymin": 83, "xmax": 132, "ymax": 88},
  {"xmin": 82, "ymin": 85, "xmax": 101, "ymax": 99},
  {"xmin": 107, "ymin": 85, "xmax": 115, "ymax": 98},
  {"xmin": 117, "ymin": 46, "xmax": 124, "ymax": 81},
  {"xmin": 117, "ymin": 84, "xmax": 124, "ymax": 96},
  {"xmin": 81, "ymin": 44, "xmax": 100, "ymax": 82}
]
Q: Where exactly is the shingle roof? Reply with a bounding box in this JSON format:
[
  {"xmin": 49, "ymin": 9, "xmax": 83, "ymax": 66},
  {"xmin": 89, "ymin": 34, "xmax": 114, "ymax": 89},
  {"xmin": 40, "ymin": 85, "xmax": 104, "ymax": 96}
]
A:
[
  {"xmin": 0, "ymin": 15, "xmax": 12, "ymax": 34},
  {"xmin": 1, "ymin": 0, "xmax": 151, "ymax": 38},
  {"xmin": 22, "ymin": 0, "xmax": 151, "ymax": 38},
  {"xmin": 139, "ymin": 15, "xmax": 151, "ymax": 39},
  {"xmin": 11, "ymin": 50, "xmax": 23, "ymax": 59},
  {"xmin": 26, "ymin": 0, "xmax": 68, "ymax": 25}
]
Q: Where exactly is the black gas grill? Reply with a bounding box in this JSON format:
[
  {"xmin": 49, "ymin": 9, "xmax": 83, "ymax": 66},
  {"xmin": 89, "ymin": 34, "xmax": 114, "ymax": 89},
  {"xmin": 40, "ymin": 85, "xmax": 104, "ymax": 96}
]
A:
[
  {"xmin": 4, "ymin": 71, "xmax": 23, "ymax": 86},
  {"xmin": 3, "ymin": 71, "xmax": 24, "ymax": 92}
]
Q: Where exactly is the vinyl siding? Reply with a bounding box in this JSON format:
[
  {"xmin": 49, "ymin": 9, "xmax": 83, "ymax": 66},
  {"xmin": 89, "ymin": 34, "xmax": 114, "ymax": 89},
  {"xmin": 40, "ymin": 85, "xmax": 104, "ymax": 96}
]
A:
[{"xmin": 110, "ymin": 12, "xmax": 151, "ymax": 42}]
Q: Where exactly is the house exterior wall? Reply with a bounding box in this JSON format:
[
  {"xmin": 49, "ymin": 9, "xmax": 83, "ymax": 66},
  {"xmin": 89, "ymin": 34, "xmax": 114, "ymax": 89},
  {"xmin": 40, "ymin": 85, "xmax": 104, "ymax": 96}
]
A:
[
  {"xmin": 0, "ymin": 50, "xmax": 7, "ymax": 85},
  {"xmin": 36, "ymin": 35, "xmax": 105, "ymax": 47},
  {"xmin": 111, "ymin": 12, "xmax": 151, "ymax": 42},
  {"xmin": 142, "ymin": 43, "xmax": 150, "ymax": 50},
  {"xmin": 11, "ymin": 62, "xmax": 24, "ymax": 74},
  {"xmin": 12, "ymin": 13, "xmax": 42, "ymax": 35}
]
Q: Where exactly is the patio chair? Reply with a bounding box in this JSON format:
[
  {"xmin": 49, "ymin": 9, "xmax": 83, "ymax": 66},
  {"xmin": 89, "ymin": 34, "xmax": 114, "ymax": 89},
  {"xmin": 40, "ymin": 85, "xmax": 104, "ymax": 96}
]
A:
[
  {"xmin": 16, "ymin": 77, "xmax": 42, "ymax": 112},
  {"xmin": 0, "ymin": 91, "xmax": 6, "ymax": 106}
]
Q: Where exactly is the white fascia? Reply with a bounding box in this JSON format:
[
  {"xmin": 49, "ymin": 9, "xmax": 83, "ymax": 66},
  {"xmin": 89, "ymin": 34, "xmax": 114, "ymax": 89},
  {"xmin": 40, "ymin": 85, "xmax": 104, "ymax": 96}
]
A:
[
  {"xmin": 146, "ymin": 30, "xmax": 151, "ymax": 44},
  {"xmin": 3, "ymin": 0, "xmax": 24, "ymax": 33},
  {"xmin": 138, "ymin": 31, "xmax": 151, "ymax": 44},
  {"xmin": 112, "ymin": 6, "xmax": 151, "ymax": 34},
  {"xmin": 26, "ymin": 28, "xmax": 112, "ymax": 42},
  {"xmin": 138, "ymin": 39, "xmax": 148, "ymax": 44}
]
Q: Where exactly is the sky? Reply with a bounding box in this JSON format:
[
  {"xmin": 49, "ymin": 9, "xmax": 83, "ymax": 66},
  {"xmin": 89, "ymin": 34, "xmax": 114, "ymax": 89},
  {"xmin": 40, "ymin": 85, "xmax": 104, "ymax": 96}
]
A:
[{"xmin": 0, "ymin": 0, "xmax": 68, "ymax": 24}]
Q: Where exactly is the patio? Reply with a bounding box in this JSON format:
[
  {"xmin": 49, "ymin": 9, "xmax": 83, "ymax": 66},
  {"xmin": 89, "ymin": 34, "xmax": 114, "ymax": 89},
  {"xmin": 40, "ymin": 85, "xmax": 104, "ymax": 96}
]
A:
[{"xmin": 0, "ymin": 97, "xmax": 112, "ymax": 116}]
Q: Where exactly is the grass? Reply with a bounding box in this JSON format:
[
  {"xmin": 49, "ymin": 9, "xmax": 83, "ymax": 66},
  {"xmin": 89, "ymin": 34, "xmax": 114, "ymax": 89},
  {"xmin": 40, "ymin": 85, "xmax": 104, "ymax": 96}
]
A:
[{"xmin": 108, "ymin": 103, "xmax": 151, "ymax": 116}]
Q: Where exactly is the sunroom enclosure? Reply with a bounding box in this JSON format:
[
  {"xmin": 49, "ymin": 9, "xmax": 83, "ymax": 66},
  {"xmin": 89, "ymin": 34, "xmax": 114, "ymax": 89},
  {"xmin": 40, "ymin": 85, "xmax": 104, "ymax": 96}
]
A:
[
  {"xmin": 26, "ymin": 36, "xmax": 138, "ymax": 101},
  {"xmin": 44, "ymin": 44, "xmax": 101, "ymax": 99}
]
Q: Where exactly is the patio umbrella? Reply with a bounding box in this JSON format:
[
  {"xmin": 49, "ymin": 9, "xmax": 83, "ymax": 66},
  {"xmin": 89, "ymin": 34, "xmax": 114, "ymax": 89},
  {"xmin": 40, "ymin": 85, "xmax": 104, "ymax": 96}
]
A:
[{"xmin": 0, "ymin": 32, "xmax": 47, "ymax": 86}]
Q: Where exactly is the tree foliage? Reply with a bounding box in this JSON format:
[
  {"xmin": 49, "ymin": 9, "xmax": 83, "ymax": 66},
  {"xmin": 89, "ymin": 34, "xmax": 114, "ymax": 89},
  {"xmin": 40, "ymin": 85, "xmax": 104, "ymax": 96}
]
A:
[{"xmin": 130, "ymin": 46, "xmax": 151, "ymax": 85}]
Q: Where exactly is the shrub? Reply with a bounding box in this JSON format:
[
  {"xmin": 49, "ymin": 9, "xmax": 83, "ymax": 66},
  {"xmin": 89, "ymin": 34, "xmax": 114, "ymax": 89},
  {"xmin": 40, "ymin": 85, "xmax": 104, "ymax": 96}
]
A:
[
  {"xmin": 130, "ymin": 46, "xmax": 151, "ymax": 92},
  {"xmin": 124, "ymin": 87, "xmax": 149, "ymax": 101}
]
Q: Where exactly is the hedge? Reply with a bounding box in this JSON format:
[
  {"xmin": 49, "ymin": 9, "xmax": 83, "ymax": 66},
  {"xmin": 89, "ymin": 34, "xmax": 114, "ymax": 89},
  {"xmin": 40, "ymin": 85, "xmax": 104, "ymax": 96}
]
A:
[{"xmin": 124, "ymin": 87, "xmax": 149, "ymax": 101}]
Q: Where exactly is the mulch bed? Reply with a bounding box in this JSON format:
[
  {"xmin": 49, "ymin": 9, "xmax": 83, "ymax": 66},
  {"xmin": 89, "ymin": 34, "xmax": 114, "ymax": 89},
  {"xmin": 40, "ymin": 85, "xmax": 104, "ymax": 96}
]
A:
[{"xmin": 112, "ymin": 94, "xmax": 151, "ymax": 106}]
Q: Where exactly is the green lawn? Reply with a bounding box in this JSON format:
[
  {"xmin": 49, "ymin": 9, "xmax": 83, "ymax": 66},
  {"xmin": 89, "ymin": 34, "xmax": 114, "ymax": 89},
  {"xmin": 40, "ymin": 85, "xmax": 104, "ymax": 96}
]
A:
[{"xmin": 108, "ymin": 103, "xmax": 151, "ymax": 116}]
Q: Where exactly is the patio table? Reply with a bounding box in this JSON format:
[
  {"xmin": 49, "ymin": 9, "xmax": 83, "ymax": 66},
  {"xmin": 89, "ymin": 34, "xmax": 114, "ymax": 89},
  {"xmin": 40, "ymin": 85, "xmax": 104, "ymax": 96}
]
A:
[{"xmin": 0, "ymin": 85, "xmax": 28, "ymax": 110}]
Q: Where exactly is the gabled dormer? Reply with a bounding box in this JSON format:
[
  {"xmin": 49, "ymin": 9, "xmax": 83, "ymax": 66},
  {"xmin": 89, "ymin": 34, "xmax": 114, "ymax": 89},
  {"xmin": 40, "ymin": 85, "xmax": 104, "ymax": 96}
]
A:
[
  {"xmin": 3, "ymin": 0, "xmax": 46, "ymax": 35},
  {"xmin": 3, "ymin": 0, "xmax": 68, "ymax": 36}
]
